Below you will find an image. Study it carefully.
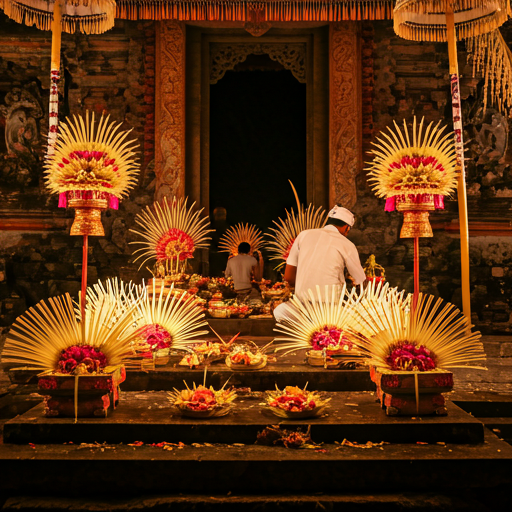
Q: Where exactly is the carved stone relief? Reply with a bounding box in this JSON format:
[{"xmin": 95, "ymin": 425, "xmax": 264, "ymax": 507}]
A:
[
  {"xmin": 329, "ymin": 23, "xmax": 360, "ymax": 210},
  {"xmin": 210, "ymin": 43, "xmax": 306, "ymax": 84},
  {"xmin": 155, "ymin": 20, "xmax": 186, "ymax": 200}
]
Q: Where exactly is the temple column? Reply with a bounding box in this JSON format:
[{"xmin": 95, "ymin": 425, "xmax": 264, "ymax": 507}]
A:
[
  {"xmin": 329, "ymin": 22, "xmax": 362, "ymax": 209},
  {"xmin": 155, "ymin": 20, "xmax": 186, "ymax": 200}
]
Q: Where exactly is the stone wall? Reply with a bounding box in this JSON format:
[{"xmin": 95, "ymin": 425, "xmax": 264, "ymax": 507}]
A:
[
  {"xmin": 353, "ymin": 20, "xmax": 512, "ymax": 335},
  {"xmin": 1, "ymin": 14, "xmax": 512, "ymax": 337},
  {"xmin": 0, "ymin": 14, "xmax": 155, "ymax": 327}
]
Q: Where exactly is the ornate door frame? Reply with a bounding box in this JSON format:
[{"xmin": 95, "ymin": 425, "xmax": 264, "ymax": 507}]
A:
[{"xmin": 155, "ymin": 22, "xmax": 362, "ymax": 210}]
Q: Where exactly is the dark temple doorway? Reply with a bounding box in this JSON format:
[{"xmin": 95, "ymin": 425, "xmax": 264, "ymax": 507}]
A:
[{"xmin": 209, "ymin": 53, "xmax": 307, "ymax": 274}]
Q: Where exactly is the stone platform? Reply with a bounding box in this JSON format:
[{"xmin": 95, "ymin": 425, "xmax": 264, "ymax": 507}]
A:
[{"xmin": 4, "ymin": 391, "xmax": 484, "ymax": 445}]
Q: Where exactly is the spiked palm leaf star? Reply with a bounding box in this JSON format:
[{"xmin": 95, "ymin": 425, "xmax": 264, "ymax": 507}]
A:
[
  {"xmin": 45, "ymin": 111, "xmax": 139, "ymax": 209},
  {"xmin": 366, "ymin": 116, "xmax": 458, "ymax": 212},
  {"xmin": 219, "ymin": 223, "xmax": 264, "ymax": 256},
  {"xmin": 130, "ymin": 196, "xmax": 213, "ymax": 271}
]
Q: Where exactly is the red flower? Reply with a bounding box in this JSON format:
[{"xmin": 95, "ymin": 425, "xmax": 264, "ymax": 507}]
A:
[
  {"xmin": 385, "ymin": 343, "xmax": 436, "ymax": 372},
  {"xmin": 57, "ymin": 345, "xmax": 107, "ymax": 374},
  {"xmin": 156, "ymin": 228, "xmax": 195, "ymax": 261}
]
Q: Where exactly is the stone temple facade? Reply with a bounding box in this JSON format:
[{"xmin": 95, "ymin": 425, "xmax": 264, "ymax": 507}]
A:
[{"xmin": 1, "ymin": 13, "xmax": 512, "ymax": 347}]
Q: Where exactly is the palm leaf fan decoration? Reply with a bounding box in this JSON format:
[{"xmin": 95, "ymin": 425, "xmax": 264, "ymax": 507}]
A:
[
  {"xmin": 273, "ymin": 284, "xmax": 362, "ymax": 356},
  {"xmin": 265, "ymin": 182, "xmax": 327, "ymax": 270},
  {"xmin": 366, "ymin": 116, "xmax": 458, "ymax": 213},
  {"xmin": 467, "ymin": 29, "xmax": 512, "ymax": 117},
  {"xmin": 45, "ymin": 110, "xmax": 140, "ymax": 210},
  {"xmin": 2, "ymin": 291, "xmax": 144, "ymax": 374},
  {"xmin": 346, "ymin": 280, "xmax": 411, "ymax": 337},
  {"xmin": 218, "ymin": 223, "xmax": 264, "ymax": 256},
  {"xmin": 133, "ymin": 280, "xmax": 209, "ymax": 360},
  {"xmin": 129, "ymin": 196, "xmax": 214, "ymax": 275},
  {"xmin": 350, "ymin": 289, "xmax": 486, "ymax": 372},
  {"xmin": 82, "ymin": 277, "xmax": 143, "ymax": 325}
]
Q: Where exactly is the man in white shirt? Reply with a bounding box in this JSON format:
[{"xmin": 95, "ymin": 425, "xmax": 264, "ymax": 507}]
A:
[
  {"xmin": 273, "ymin": 205, "xmax": 366, "ymax": 322},
  {"xmin": 225, "ymin": 242, "xmax": 258, "ymax": 301}
]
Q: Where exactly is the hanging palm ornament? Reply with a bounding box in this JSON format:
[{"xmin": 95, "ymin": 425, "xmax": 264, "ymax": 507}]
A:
[
  {"xmin": 393, "ymin": 0, "xmax": 510, "ymax": 335},
  {"xmin": 45, "ymin": 111, "xmax": 139, "ymax": 320},
  {"xmin": 266, "ymin": 181, "xmax": 327, "ymax": 270},
  {"xmin": 0, "ymin": 0, "xmax": 116, "ymax": 156},
  {"xmin": 133, "ymin": 280, "xmax": 209, "ymax": 367},
  {"xmin": 130, "ymin": 196, "xmax": 213, "ymax": 277},
  {"xmin": 366, "ymin": 116, "xmax": 457, "ymax": 308},
  {"xmin": 218, "ymin": 223, "xmax": 264, "ymax": 256}
]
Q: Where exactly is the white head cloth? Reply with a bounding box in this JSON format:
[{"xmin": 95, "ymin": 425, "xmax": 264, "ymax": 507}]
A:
[{"xmin": 328, "ymin": 205, "xmax": 355, "ymax": 227}]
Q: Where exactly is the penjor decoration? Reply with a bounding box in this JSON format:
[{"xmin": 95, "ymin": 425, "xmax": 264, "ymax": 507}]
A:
[
  {"xmin": 392, "ymin": 0, "xmax": 510, "ymax": 338},
  {"xmin": 130, "ymin": 196, "xmax": 213, "ymax": 277},
  {"xmin": 366, "ymin": 117, "xmax": 457, "ymax": 307}
]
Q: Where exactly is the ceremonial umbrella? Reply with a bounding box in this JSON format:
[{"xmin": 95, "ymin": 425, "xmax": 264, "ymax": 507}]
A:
[
  {"xmin": 0, "ymin": 0, "xmax": 116, "ymax": 154},
  {"xmin": 393, "ymin": 0, "xmax": 510, "ymax": 326}
]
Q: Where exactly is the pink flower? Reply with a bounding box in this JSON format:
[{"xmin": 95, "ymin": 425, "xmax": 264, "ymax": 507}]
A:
[{"xmin": 385, "ymin": 343, "xmax": 436, "ymax": 371}]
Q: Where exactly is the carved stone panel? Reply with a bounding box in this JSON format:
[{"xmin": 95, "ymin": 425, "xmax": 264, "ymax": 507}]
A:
[
  {"xmin": 210, "ymin": 43, "xmax": 306, "ymax": 84},
  {"xmin": 155, "ymin": 21, "xmax": 186, "ymax": 200},
  {"xmin": 329, "ymin": 23, "xmax": 361, "ymax": 210}
]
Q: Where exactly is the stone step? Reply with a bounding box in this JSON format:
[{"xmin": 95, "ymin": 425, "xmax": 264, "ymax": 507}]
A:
[
  {"xmin": 3, "ymin": 392, "xmax": 484, "ymax": 445},
  {"xmin": 0, "ymin": 493, "xmax": 493, "ymax": 511},
  {"xmin": 0, "ymin": 430, "xmax": 510, "ymax": 498}
]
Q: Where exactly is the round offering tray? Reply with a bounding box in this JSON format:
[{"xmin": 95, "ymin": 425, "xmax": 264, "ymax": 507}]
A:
[
  {"xmin": 173, "ymin": 405, "xmax": 234, "ymax": 418},
  {"xmin": 225, "ymin": 354, "xmax": 267, "ymax": 371},
  {"xmin": 265, "ymin": 404, "xmax": 327, "ymax": 419}
]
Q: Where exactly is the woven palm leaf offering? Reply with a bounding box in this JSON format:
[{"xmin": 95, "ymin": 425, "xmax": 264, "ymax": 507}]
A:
[
  {"xmin": 273, "ymin": 284, "xmax": 363, "ymax": 369},
  {"xmin": 168, "ymin": 381, "xmax": 237, "ymax": 418},
  {"xmin": 225, "ymin": 339, "xmax": 271, "ymax": 370},
  {"xmin": 264, "ymin": 384, "xmax": 330, "ymax": 419},
  {"xmin": 366, "ymin": 116, "xmax": 457, "ymax": 238},
  {"xmin": 265, "ymin": 181, "xmax": 327, "ymax": 270},
  {"xmin": 219, "ymin": 223, "xmax": 264, "ymax": 256},
  {"xmin": 133, "ymin": 279, "xmax": 209, "ymax": 369},
  {"xmin": 130, "ymin": 196, "xmax": 213, "ymax": 281},
  {"xmin": 45, "ymin": 111, "xmax": 139, "ymax": 237},
  {"xmin": 178, "ymin": 330, "xmax": 240, "ymax": 368},
  {"xmin": 2, "ymin": 291, "xmax": 143, "ymax": 420},
  {"xmin": 351, "ymin": 287, "xmax": 486, "ymax": 416}
]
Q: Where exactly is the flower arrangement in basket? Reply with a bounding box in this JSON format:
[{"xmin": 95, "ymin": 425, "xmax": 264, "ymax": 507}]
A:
[
  {"xmin": 219, "ymin": 223, "xmax": 264, "ymax": 256},
  {"xmin": 351, "ymin": 286, "xmax": 486, "ymax": 416},
  {"xmin": 273, "ymin": 284, "xmax": 362, "ymax": 368},
  {"xmin": 45, "ymin": 111, "xmax": 139, "ymax": 237},
  {"xmin": 130, "ymin": 196, "xmax": 213, "ymax": 278},
  {"xmin": 168, "ymin": 382, "xmax": 237, "ymax": 418},
  {"xmin": 1, "ymin": 291, "xmax": 143, "ymax": 420},
  {"xmin": 265, "ymin": 181, "xmax": 327, "ymax": 270},
  {"xmin": 366, "ymin": 116, "xmax": 457, "ymax": 239},
  {"xmin": 133, "ymin": 279, "xmax": 209, "ymax": 368},
  {"xmin": 264, "ymin": 385, "xmax": 330, "ymax": 419}
]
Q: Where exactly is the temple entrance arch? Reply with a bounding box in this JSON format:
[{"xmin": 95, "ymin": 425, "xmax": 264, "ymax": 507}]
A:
[{"xmin": 155, "ymin": 22, "xmax": 362, "ymax": 215}]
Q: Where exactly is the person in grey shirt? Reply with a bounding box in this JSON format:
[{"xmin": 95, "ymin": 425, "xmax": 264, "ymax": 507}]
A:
[{"xmin": 225, "ymin": 242, "xmax": 258, "ymax": 302}]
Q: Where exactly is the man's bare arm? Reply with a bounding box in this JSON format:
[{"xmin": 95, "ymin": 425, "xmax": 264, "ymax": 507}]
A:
[{"xmin": 283, "ymin": 264, "xmax": 297, "ymax": 286}]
